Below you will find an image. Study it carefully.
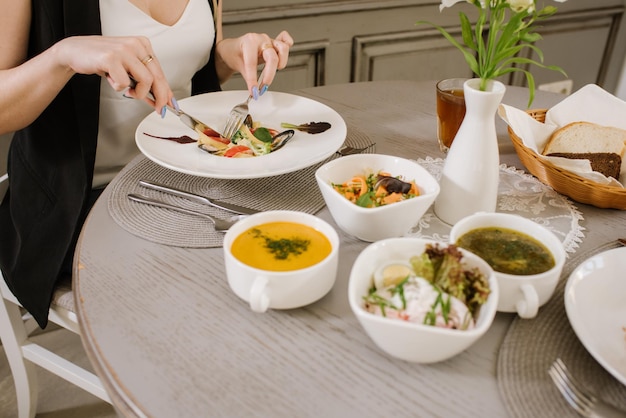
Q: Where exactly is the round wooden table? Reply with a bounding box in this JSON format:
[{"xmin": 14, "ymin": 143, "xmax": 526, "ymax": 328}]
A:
[{"xmin": 74, "ymin": 80, "xmax": 622, "ymax": 417}]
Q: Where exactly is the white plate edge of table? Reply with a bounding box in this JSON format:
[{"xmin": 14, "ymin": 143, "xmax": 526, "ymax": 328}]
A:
[
  {"xmin": 135, "ymin": 91, "xmax": 347, "ymax": 179},
  {"xmin": 564, "ymin": 246, "xmax": 626, "ymax": 386}
]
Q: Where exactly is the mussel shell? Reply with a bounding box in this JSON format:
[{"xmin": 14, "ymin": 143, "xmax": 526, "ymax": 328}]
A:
[
  {"xmin": 198, "ymin": 128, "xmax": 296, "ymax": 155},
  {"xmin": 271, "ymin": 129, "xmax": 295, "ymax": 151},
  {"xmin": 197, "ymin": 143, "xmax": 221, "ymax": 154},
  {"xmin": 243, "ymin": 114, "xmax": 254, "ymax": 129},
  {"xmin": 374, "ymin": 175, "xmax": 412, "ymax": 194}
]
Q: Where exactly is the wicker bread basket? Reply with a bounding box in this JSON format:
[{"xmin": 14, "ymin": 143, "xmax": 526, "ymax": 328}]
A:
[{"xmin": 508, "ymin": 109, "xmax": 626, "ymax": 210}]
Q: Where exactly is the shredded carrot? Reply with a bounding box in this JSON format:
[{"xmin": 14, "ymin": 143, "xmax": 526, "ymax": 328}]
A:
[
  {"xmin": 332, "ymin": 171, "xmax": 421, "ymax": 207},
  {"xmin": 344, "ymin": 191, "xmax": 356, "ymax": 201},
  {"xmin": 347, "ymin": 176, "xmax": 368, "ymax": 197},
  {"xmin": 374, "ymin": 185, "xmax": 387, "ymax": 197},
  {"xmin": 382, "ymin": 193, "xmax": 403, "ymax": 205}
]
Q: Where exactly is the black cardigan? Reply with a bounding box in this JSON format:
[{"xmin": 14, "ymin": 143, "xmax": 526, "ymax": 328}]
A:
[{"xmin": 0, "ymin": 0, "xmax": 220, "ymax": 328}]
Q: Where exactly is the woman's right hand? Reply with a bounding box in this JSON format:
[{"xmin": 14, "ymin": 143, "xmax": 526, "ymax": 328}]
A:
[
  {"xmin": 1, "ymin": 0, "xmax": 177, "ymax": 134},
  {"xmin": 55, "ymin": 35, "xmax": 174, "ymax": 112},
  {"xmin": 0, "ymin": 34, "xmax": 176, "ymax": 134}
]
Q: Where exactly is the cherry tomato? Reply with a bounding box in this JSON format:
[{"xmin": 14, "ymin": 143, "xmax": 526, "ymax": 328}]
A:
[{"xmin": 223, "ymin": 145, "xmax": 252, "ymax": 158}]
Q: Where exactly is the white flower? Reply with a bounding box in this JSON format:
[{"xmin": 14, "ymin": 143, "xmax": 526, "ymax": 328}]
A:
[
  {"xmin": 425, "ymin": 0, "xmax": 568, "ymax": 105},
  {"xmin": 508, "ymin": 0, "xmax": 534, "ymax": 13},
  {"xmin": 441, "ymin": 0, "xmax": 566, "ymax": 13},
  {"xmin": 439, "ymin": 0, "xmax": 472, "ymax": 12}
]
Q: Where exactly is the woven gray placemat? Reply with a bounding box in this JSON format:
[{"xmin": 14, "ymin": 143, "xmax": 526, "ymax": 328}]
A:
[
  {"xmin": 107, "ymin": 129, "xmax": 374, "ymax": 248},
  {"xmin": 497, "ymin": 240, "xmax": 626, "ymax": 417}
]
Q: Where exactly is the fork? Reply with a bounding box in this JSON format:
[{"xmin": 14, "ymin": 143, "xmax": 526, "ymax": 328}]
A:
[
  {"xmin": 336, "ymin": 143, "xmax": 375, "ymax": 156},
  {"xmin": 222, "ymin": 70, "xmax": 265, "ymax": 140},
  {"xmin": 548, "ymin": 358, "xmax": 626, "ymax": 417},
  {"xmin": 127, "ymin": 194, "xmax": 247, "ymax": 232}
]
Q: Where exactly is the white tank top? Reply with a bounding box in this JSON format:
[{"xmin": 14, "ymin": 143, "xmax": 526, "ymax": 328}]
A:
[{"xmin": 94, "ymin": 0, "xmax": 214, "ymax": 188}]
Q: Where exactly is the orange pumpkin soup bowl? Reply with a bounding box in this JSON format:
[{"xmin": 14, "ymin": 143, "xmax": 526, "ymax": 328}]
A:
[{"xmin": 223, "ymin": 210, "xmax": 340, "ymax": 312}]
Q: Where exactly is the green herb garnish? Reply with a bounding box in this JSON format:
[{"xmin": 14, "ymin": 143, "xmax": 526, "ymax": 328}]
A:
[
  {"xmin": 355, "ymin": 191, "xmax": 375, "ymax": 208},
  {"xmin": 252, "ymin": 127, "xmax": 273, "ymax": 143},
  {"xmin": 363, "ymin": 291, "xmax": 395, "ymax": 317},
  {"xmin": 389, "ymin": 276, "xmax": 410, "ymax": 310},
  {"xmin": 363, "ymin": 276, "xmax": 410, "ymax": 315},
  {"xmin": 423, "ymin": 288, "xmax": 452, "ymax": 326},
  {"xmin": 250, "ymin": 228, "xmax": 310, "ymax": 260}
]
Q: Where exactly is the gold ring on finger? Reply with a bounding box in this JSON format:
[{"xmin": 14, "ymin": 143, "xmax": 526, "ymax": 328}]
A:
[
  {"xmin": 141, "ymin": 54, "xmax": 154, "ymax": 65},
  {"xmin": 260, "ymin": 43, "xmax": 273, "ymax": 52}
]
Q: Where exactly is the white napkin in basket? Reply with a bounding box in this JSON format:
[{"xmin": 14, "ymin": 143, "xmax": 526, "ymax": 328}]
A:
[{"xmin": 498, "ymin": 84, "xmax": 626, "ymax": 187}]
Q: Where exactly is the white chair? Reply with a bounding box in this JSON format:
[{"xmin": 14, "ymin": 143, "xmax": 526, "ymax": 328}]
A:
[{"xmin": 0, "ymin": 173, "xmax": 111, "ymax": 417}]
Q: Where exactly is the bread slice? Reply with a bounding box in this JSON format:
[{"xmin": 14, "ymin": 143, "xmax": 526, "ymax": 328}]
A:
[
  {"xmin": 542, "ymin": 121, "xmax": 626, "ymax": 179},
  {"xmin": 546, "ymin": 152, "xmax": 622, "ymax": 179},
  {"xmin": 543, "ymin": 122, "xmax": 626, "ymax": 156}
]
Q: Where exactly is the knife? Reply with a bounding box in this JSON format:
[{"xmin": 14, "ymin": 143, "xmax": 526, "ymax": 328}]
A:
[
  {"xmin": 128, "ymin": 77, "xmax": 217, "ymax": 135},
  {"xmin": 127, "ymin": 194, "xmax": 245, "ymax": 231},
  {"xmin": 138, "ymin": 179, "xmax": 260, "ymax": 215}
]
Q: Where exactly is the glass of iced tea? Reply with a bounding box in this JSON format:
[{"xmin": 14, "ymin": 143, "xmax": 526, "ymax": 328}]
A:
[{"xmin": 436, "ymin": 78, "xmax": 467, "ymax": 153}]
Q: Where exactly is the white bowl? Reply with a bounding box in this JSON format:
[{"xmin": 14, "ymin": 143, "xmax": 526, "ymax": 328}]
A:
[
  {"xmin": 449, "ymin": 212, "xmax": 566, "ymax": 318},
  {"xmin": 348, "ymin": 238, "xmax": 499, "ymax": 363},
  {"xmin": 315, "ymin": 154, "xmax": 440, "ymax": 242},
  {"xmin": 223, "ymin": 210, "xmax": 339, "ymax": 312}
]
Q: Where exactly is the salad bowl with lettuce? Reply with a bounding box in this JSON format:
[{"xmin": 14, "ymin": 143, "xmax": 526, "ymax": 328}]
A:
[{"xmin": 348, "ymin": 238, "xmax": 499, "ymax": 363}]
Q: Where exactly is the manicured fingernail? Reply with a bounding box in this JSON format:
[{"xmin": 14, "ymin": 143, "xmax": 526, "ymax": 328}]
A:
[
  {"xmin": 252, "ymin": 86, "xmax": 259, "ymax": 100},
  {"xmin": 260, "ymin": 85, "xmax": 269, "ymax": 96},
  {"xmin": 122, "ymin": 92, "xmax": 133, "ymax": 99},
  {"xmin": 172, "ymin": 97, "xmax": 180, "ymax": 112},
  {"xmin": 160, "ymin": 106, "xmax": 167, "ymax": 118}
]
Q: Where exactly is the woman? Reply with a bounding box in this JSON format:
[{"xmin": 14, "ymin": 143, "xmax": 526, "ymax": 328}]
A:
[{"xmin": 0, "ymin": 0, "xmax": 293, "ymax": 328}]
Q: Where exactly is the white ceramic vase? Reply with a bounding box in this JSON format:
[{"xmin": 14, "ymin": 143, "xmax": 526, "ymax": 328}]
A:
[{"xmin": 434, "ymin": 78, "xmax": 506, "ymax": 225}]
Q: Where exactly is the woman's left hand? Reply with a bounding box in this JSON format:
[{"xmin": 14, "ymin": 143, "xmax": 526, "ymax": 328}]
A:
[{"xmin": 216, "ymin": 30, "xmax": 294, "ymax": 98}]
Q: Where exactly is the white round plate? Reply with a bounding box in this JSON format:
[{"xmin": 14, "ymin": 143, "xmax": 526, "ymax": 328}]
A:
[
  {"xmin": 564, "ymin": 247, "xmax": 626, "ymax": 386},
  {"xmin": 136, "ymin": 91, "xmax": 347, "ymax": 179}
]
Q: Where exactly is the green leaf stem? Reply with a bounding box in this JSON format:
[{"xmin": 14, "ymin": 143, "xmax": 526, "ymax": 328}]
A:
[{"xmin": 416, "ymin": 0, "xmax": 567, "ymax": 107}]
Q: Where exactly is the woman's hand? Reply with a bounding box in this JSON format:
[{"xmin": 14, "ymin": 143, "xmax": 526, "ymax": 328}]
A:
[
  {"xmin": 0, "ymin": 34, "xmax": 175, "ymax": 134},
  {"xmin": 56, "ymin": 36, "xmax": 174, "ymax": 112},
  {"xmin": 215, "ymin": 30, "xmax": 294, "ymax": 98}
]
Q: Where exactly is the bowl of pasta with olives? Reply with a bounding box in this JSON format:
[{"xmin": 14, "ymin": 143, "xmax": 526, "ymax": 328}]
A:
[{"xmin": 315, "ymin": 154, "xmax": 440, "ymax": 242}]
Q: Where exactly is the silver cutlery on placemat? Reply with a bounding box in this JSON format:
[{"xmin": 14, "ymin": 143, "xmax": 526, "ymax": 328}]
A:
[
  {"xmin": 127, "ymin": 194, "xmax": 246, "ymax": 232},
  {"xmin": 549, "ymin": 358, "xmax": 626, "ymax": 418},
  {"xmin": 139, "ymin": 180, "xmax": 259, "ymax": 215}
]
